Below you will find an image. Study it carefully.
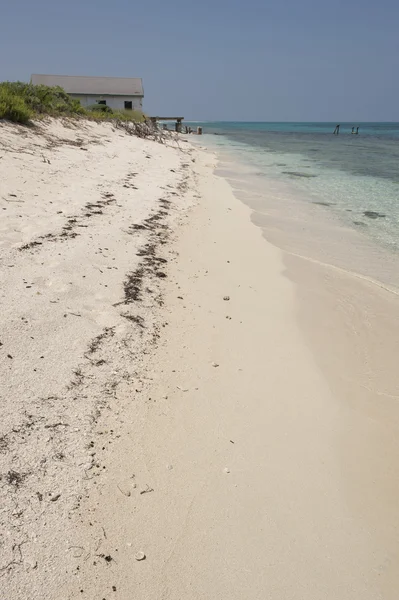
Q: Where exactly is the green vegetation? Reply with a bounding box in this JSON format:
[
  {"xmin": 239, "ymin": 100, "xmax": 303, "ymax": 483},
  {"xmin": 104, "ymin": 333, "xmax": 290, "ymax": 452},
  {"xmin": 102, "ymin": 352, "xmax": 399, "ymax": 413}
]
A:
[
  {"xmin": 0, "ymin": 81, "xmax": 145, "ymax": 124},
  {"xmin": 0, "ymin": 86, "xmax": 33, "ymax": 123}
]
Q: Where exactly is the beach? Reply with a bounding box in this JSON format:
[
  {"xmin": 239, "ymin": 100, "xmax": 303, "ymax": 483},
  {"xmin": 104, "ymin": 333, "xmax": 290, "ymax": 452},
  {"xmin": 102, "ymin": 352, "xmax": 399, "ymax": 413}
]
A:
[{"xmin": 1, "ymin": 119, "xmax": 399, "ymax": 599}]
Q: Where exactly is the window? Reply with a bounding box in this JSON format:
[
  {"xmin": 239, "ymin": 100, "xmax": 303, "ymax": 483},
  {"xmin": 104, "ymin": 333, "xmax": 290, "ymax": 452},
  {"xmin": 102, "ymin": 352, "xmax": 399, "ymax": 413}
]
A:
[
  {"xmin": 98, "ymin": 100, "xmax": 106, "ymax": 105},
  {"xmin": 124, "ymin": 101, "xmax": 133, "ymax": 110}
]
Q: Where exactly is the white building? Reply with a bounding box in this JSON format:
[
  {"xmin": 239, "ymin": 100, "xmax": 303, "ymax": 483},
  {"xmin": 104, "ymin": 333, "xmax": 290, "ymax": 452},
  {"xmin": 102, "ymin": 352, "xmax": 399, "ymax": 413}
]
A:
[{"xmin": 30, "ymin": 74, "xmax": 144, "ymax": 111}]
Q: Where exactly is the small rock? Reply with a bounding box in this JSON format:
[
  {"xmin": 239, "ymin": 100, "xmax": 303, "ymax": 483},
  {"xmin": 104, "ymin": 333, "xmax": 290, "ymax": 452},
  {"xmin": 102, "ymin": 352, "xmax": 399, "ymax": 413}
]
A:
[
  {"xmin": 50, "ymin": 493, "xmax": 61, "ymax": 502},
  {"xmin": 212, "ymin": 362, "xmax": 219, "ymax": 368},
  {"xmin": 135, "ymin": 551, "xmax": 146, "ymax": 561},
  {"xmin": 224, "ymin": 468, "xmax": 230, "ymax": 474},
  {"xmin": 223, "ymin": 296, "xmax": 230, "ymax": 301},
  {"xmin": 166, "ymin": 464, "xmax": 173, "ymax": 470}
]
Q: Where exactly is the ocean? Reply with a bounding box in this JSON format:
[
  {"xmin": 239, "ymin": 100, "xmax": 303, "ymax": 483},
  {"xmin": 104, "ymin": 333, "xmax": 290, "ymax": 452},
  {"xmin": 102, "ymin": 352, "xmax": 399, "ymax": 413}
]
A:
[{"xmin": 187, "ymin": 122, "xmax": 399, "ymax": 255}]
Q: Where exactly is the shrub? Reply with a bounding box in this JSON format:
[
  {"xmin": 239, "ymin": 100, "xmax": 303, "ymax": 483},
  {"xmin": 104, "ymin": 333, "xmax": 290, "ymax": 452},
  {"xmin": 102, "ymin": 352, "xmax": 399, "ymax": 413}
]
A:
[
  {"xmin": 86, "ymin": 103, "xmax": 113, "ymax": 114},
  {"xmin": 0, "ymin": 81, "xmax": 146, "ymax": 125},
  {"xmin": 0, "ymin": 82, "xmax": 87, "ymax": 117},
  {"xmin": 112, "ymin": 109, "xmax": 145, "ymax": 123},
  {"xmin": 0, "ymin": 86, "xmax": 32, "ymax": 123}
]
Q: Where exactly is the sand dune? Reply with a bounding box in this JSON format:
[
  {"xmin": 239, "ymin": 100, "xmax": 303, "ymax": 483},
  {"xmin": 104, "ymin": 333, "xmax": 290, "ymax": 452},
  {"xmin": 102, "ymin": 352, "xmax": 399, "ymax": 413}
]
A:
[{"xmin": 0, "ymin": 119, "xmax": 196, "ymax": 597}]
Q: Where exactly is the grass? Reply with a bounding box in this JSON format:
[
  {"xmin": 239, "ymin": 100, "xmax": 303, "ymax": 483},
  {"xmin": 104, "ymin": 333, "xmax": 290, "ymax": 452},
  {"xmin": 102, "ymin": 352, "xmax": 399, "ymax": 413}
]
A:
[{"xmin": 0, "ymin": 81, "xmax": 145, "ymax": 124}]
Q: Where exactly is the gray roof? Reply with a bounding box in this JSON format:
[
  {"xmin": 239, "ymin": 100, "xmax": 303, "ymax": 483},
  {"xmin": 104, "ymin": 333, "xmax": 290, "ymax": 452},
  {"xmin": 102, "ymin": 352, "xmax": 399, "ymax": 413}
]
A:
[{"xmin": 31, "ymin": 74, "xmax": 144, "ymax": 97}]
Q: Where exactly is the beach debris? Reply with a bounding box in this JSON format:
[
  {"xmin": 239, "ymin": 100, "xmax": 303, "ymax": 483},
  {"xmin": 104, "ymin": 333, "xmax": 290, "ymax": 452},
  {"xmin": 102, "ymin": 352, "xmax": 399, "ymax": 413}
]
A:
[
  {"xmin": 176, "ymin": 386, "xmax": 189, "ymax": 392},
  {"xmin": 117, "ymin": 484, "xmax": 131, "ymax": 497},
  {"xmin": 223, "ymin": 296, "xmax": 230, "ymax": 301},
  {"xmin": 212, "ymin": 362, "xmax": 219, "ymax": 368},
  {"xmin": 6, "ymin": 470, "xmax": 26, "ymax": 487},
  {"xmin": 223, "ymin": 468, "xmax": 231, "ymax": 474},
  {"xmin": 50, "ymin": 493, "xmax": 61, "ymax": 502},
  {"xmin": 140, "ymin": 484, "xmax": 154, "ymax": 495},
  {"xmin": 69, "ymin": 545, "xmax": 85, "ymax": 558},
  {"xmin": 134, "ymin": 551, "xmax": 146, "ymax": 561},
  {"xmin": 230, "ymin": 440, "xmax": 235, "ymax": 444},
  {"xmin": 166, "ymin": 464, "xmax": 173, "ymax": 470}
]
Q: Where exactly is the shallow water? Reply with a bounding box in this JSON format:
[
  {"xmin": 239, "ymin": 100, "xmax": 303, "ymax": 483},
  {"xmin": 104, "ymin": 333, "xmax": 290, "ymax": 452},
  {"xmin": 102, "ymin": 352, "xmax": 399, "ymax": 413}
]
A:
[{"xmin": 189, "ymin": 122, "xmax": 399, "ymax": 253}]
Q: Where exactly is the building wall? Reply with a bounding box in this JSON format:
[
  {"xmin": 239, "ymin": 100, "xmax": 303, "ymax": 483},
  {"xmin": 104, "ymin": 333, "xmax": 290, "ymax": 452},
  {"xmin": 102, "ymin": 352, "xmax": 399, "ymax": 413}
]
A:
[{"xmin": 70, "ymin": 94, "xmax": 143, "ymax": 111}]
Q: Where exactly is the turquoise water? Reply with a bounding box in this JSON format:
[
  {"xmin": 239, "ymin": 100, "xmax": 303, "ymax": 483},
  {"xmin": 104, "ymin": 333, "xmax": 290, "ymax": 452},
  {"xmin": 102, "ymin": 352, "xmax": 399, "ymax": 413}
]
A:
[{"xmin": 188, "ymin": 122, "xmax": 399, "ymax": 252}]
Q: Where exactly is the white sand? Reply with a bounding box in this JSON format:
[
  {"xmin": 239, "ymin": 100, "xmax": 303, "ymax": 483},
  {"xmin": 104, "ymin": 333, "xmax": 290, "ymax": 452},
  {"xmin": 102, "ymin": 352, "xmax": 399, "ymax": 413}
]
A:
[
  {"xmin": 2, "ymin": 123, "xmax": 399, "ymax": 599},
  {"xmin": 0, "ymin": 119, "xmax": 196, "ymax": 596}
]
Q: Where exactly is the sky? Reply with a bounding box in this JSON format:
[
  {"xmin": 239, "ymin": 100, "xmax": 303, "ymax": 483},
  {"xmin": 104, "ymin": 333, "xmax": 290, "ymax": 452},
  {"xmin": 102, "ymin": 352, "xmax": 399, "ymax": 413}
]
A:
[{"xmin": 1, "ymin": 0, "xmax": 398, "ymax": 121}]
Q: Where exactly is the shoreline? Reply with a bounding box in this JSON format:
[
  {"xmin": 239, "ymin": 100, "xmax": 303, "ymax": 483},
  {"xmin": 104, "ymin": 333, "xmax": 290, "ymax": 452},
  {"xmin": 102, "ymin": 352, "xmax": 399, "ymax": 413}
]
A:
[
  {"xmin": 65, "ymin": 141, "xmax": 399, "ymax": 599},
  {"xmin": 1, "ymin": 120, "xmax": 399, "ymax": 598}
]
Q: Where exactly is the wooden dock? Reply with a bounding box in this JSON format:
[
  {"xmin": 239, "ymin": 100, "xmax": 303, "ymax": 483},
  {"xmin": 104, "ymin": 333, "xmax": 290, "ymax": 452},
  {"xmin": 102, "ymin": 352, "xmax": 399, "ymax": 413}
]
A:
[{"xmin": 150, "ymin": 116, "xmax": 184, "ymax": 132}]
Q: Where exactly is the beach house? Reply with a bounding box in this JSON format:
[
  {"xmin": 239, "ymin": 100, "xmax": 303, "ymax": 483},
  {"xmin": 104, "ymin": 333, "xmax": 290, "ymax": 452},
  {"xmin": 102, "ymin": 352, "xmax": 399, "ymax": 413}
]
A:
[{"xmin": 30, "ymin": 74, "xmax": 144, "ymax": 111}]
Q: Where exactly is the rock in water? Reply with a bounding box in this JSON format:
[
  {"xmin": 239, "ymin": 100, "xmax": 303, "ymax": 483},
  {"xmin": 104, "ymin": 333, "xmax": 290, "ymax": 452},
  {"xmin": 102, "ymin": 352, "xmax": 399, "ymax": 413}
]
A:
[{"xmin": 364, "ymin": 211, "xmax": 385, "ymax": 219}]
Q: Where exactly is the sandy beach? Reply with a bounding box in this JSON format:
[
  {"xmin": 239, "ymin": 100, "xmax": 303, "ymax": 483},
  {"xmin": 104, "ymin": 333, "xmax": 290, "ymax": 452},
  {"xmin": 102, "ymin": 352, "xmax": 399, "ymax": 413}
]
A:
[{"xmin": 2, "ymin": 120, "xmax": 399, "ymax": 599}]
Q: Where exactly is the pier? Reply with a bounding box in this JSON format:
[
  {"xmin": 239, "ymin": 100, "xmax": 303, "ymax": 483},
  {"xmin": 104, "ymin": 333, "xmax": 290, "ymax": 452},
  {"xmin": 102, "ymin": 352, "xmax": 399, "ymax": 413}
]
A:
[{"xmin": 150, "ymin": 116, "xmax": 184, "ymax": 133}]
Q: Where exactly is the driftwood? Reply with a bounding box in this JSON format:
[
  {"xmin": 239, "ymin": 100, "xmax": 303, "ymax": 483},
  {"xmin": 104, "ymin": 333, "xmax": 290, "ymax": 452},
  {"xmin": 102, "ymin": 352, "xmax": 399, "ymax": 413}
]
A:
[{"xmin": 115, "ymin": 120, "xmax": 179, "ymax": 146}]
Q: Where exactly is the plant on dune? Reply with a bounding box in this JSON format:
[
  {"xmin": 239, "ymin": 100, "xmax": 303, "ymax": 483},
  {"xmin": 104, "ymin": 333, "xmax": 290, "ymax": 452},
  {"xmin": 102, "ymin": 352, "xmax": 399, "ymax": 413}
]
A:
[
  {"xmin": 0, "ymin": 81, "xmax": 146, "ymax": 125},
  {"xmin": 0, "ymin": 82, "xmax": 86, "ymax": 117},
  {"xmin": 111, "ymin": 109, "xmax": 146, "ymax": 123},
  {"xmin": 0, "ymin": 86, "xmax": 32, "ymax": 123}
]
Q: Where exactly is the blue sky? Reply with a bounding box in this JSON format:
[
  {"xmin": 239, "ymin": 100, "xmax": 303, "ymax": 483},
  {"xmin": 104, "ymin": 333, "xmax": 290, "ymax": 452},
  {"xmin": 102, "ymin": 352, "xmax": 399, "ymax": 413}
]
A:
[{"xmin": 1, "ymin": 0, "xmax": 398, "ymax": 121}]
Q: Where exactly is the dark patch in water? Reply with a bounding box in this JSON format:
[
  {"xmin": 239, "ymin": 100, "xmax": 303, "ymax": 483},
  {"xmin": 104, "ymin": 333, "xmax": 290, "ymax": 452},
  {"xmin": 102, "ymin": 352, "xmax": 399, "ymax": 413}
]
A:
[
  {"xmin": 353, "ymin": 221, "xmax": 368, "ymax": 227},
  {"xmin": 282, "ymin": 171, "xmax": 317, "ymax": 178},
  {"xmin": 276, "ymin": 163, "xmax": 287, "ymax": 166},
  {"xmin": 363, "ymin": 211, "xmax": 386, "ymax": 219},
  {"xmin": 313, "ymin": 201, "xmax": 333, "ymax": 207}
]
